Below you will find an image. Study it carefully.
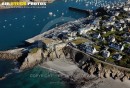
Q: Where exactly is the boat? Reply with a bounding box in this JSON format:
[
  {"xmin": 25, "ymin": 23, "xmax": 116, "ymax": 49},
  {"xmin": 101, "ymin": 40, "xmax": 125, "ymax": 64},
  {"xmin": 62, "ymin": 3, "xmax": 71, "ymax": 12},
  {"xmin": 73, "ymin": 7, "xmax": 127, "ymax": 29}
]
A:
[
  {"xmin": 49, "ymin": 12, "xmax": 53, "ymax": 16},
  {"xmin": 15, "ymin": 18, "xmax": 18, "ymax": 20},
  {"xmin": 4, "ymin": 20, "xmax": 7, "ymax": 22},
  {"xmin": 9, "ymin": 24, "xmax": 12, "ymax": 26},
  {"xmin": 22, "ymin": 25, "xmax": 25, "ymax": 28},
  {"xmin": 3, "ymin": 26, "xmax": 5, "ymax": 28}
]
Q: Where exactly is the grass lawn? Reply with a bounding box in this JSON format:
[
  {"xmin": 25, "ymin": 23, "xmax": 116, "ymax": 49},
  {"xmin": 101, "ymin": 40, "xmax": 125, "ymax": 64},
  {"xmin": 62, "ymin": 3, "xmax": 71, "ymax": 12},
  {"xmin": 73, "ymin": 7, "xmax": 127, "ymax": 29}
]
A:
[
  {"xmin": 102, "ymin": 31, "xmax": 115, "ymax": 38},
  {"xmin": 106, "ymin": 57, "xmax": 115, "ymax": 64},
  {"xmin": 72, "ymin": 37, "xmax": 88, "ymax": 45},
  {"xmin": 42, "ymin": 37, "xmax": 55, "ymax": 44},
  {"xmin": 93, "ymin": 45, "xmax": 101, "ymax": 51},
  {"xmin": 125, "ymin": 44, "xmax": 130, "ymax": 48},
  {"xmin": 95, "ymin": 54, "xmax": 105, "ymax": 61},
  {"xmin": 30, "ymin": 48, "xmax": 39, "ymax": 54}
]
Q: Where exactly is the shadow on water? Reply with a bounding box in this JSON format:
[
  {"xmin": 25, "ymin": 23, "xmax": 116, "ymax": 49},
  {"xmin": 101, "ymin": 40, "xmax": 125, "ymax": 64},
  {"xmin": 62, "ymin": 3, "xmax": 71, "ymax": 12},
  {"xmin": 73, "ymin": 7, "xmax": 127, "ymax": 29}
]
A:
[{"xmin": 0, "ymin": 60, "xmax": 15, "ymax": 77}]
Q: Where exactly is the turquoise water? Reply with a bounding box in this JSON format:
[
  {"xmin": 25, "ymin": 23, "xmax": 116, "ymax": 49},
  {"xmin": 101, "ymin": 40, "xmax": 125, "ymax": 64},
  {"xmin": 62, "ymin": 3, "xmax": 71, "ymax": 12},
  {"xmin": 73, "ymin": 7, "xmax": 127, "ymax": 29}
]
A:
[
  {"xmin": 0, "ymin": 67, "xmax": 68, "ymax": 88},
  {"xmin": 0, "ymin": 0, "xmax": 127, "ymax": 88}
]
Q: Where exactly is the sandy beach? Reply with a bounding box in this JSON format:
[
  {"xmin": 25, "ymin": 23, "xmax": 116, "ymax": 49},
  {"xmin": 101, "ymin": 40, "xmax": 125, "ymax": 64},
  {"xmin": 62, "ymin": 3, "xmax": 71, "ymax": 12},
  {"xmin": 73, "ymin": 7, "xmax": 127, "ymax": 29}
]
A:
[
  {"xmin": 40, "ymin": 58, "xmax": 130, "ymax": 88},
  {"xmin": 92, "ymin": 78, "xmax": 130, "ymax": 88}
]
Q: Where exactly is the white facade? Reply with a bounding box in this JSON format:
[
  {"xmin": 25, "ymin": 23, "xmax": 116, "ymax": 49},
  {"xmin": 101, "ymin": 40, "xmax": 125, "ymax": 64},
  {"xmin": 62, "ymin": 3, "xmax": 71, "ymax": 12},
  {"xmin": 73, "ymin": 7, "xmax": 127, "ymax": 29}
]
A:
[
  {"xmin": 78, "ymin": 25, "xmax": 97, "ymax": 35},
  {"xmin": 109, "ymin": 43, "xmax": 124, "ymax": 51},
  {"xmin": 124, "ymin": 7, "xmax": 130, "ymax": 11},
  {"xmin": 105, "ymin": 21, "xmax": 115, "ymax": 26},
  {"xmin": 85, "ymin": 45, "xmax": 97, "ymax": 54},
  {"xmin": 113, "ymin": 54, "xmax": 122, "ymax": 61},
  {"xmin": 119, "ymin": 27, "xmax": 123, "ymax": 31},
  {"xmin": 93, "ymin": 33, "xmax": 101, "ymax": 39},
  {"xmin": 78, "ymin": 28, "xmax": 89, "ymax": 35},
  {"xmin": 109, "ymin": 36, "xmax": 116, "ymax": 42},
  {"xmin": 102, "ymin": 50, "xmax": 110, "ymax": 58},
  {"xmin": 126, "ymin": 17, "xmax": 130, "ymax": 22},
  {"xmin": 115, "ymin": 12, "xmax": 120, "ymax": 16}
]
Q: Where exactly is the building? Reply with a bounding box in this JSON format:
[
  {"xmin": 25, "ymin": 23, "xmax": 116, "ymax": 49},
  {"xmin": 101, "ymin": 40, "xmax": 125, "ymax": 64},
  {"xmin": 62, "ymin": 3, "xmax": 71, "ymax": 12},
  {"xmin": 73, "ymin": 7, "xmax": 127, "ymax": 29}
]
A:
[
  {"xmin": 115, "ymin": 12, "xmax": 120, "ymax": 16},
  {"xmin": 113, "ymin": 53, "xmax": 122, "ymax": 61},
  {"xmin": 109, "ymin": 42, "xmax": 124, "ymax": 51},
  {"xmin": 109, "ymin": 16, "xmax": 116, "ymax": 21},
  {"xmin": 68, "ymin": 31, "xmax": 77, "ymax": 37},
  {"xmin": 120, "ymin": 19, "xmax": 125, "ymax": 24},
  {"xmin": 123, "ymin": 33, "xmax": 130, "ymax": 38},
  {"xmin": 125, "ymin": 17, "xmax": 130, "ymax": 22},
  {"xmin": 106, "ymin": 26, "xmax": 114, "ymax": 31},
  {"xmin": 92, "ymin": 33, "xmax": 101, "ymax": 39},
  {"xmin": 85, "ymin": 45, "xmax": 97, "ymax": 54},
  {"xmin": 124, "ymin": 6, "xmax": 130, "ymax": 11},
  {"xmin": 116, "ymin": 27, "xmax": 123, "ymax": 31},
  {"xmin": 108, "ymin": 36, "xmax": 116, "ymax": 42},
  {"xmin": 105, "ymin": 21, "xmax": 115, "ymax": 26},
  {"xmin": 92, "ymin": 18, "xmax": 100, "ymax": 25},
  {"xmin": 78, "ymin": 28, "xmax": 89, "ymax": 35},
  {"xmin": 102, "ymin": 50, "xmax": 110, "ymax": 58}
]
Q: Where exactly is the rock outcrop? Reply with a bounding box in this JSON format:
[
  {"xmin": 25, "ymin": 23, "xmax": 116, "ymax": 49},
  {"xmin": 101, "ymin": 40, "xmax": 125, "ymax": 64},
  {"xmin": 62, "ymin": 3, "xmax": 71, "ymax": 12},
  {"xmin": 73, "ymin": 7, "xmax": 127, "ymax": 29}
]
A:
[
  {"xmin": 0, "ymin": 48, "xmax": 23, "ymax": 60},
  {"xmin": 63, "ymin": 46, "xmax": 130, "ymax": 82},
  {"xmin": 20, "ymin": 49, "xmax": 44, "ymax": 70}
]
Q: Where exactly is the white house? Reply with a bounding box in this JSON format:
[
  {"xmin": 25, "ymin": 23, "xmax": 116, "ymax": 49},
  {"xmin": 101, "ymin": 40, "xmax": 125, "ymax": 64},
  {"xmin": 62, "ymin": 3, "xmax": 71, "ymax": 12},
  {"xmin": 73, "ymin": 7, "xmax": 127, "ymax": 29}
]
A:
[
  {"xmin": 92, "ymin": 18, "xmax": 100, "ymax": 25},
  {"xmin": 93, "ymin": 33, "xmax": 101, "ymax": 39},
  {"xmin": 122, "ymin": 23, "xmax": 127, "ymax": 29},
  {"xmin": 109, "ymin": 42, "xmax": 124, "ymax": 51},
  {"xmin": 106, "ymin": 21, "xmax": 115, "ymax": 26},
  {"xmin": 109, "ymin": 16, "xmax": 116, "ymax": 21},
  {"xmin": 115, "ymin": 12, "xmax": 120, "ymax": 16},
  {"xmin": 68, "ymin": 31, "xmax": 77, "ymax": 37},
  {"xmin": 85, "ymin": 45, "xmax": 97, "ymax": 54},
  {"xmin": 120, "ymin": 19, "xmax": 125, "ymax": 24},
  {"xmin": 108, "ymin": 36, "xmax": 116, "ymax": 42},
  {"xmin": 117, "ymin": 27, "xmax": 123, "ymax": 31},
  {"xmin": 124, "ymin": 6, "xmax": 130, "ymax": 11},
  {"xmin": 100, "ymin": 37, "xmax": 105, "ymax": 42},
  {"xmin": 125, "ymin": 17, "xmax": 130, "ymax": 22},
  {"xmin": 113, "ymin": 54, "xmax": 122, "ymax": 61},
  {"xmin": 78, "ymin": 28, "xmax": 88, "ymax": 35},
  {"xmin": 106, "ymin": 26, "xmax": 114, "ymax": 31},
  {"xmin": 102, "ymin": 50, "xmax": 110, "ymax": 58},
  {"xmin": 91, "ymin": 25, "xmax": 97, "ymax": 30},
  {"xmin": 123, "ymin": 33, "xmax": 130, "ymax": 38},
  {"xmin": 78, "ymin": 25, "xmax": 97, "ymax": 35}
]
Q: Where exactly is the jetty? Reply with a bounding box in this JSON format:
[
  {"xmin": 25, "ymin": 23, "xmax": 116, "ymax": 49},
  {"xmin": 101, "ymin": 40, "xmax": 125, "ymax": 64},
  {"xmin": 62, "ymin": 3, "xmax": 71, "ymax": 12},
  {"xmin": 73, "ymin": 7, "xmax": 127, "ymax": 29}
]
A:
[{"xmin": 69, "ymin": 7, "xmax": 93, "ymax": 15}]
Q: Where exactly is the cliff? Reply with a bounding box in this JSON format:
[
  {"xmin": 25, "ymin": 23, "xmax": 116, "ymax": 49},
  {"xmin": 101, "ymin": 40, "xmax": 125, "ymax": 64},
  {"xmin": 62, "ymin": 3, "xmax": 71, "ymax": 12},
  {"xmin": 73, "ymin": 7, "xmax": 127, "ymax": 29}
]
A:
[
  {"xmin": 63, "ymin": 46, "xmax": 130, "ymax": 82},
  {"xmin": 20, "ymin": 48, "xmax": 44, "ymax": 70}
]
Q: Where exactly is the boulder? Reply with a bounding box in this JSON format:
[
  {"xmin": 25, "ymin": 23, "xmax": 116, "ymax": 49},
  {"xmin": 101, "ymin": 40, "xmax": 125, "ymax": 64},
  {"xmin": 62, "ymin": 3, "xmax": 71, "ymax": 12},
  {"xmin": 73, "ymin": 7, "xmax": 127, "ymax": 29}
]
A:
[
  {"xmin": 97, "ymin": 63, "xmax": 102, "ymax": 71},
  {"xmin": 104, "ymin": 69, "xmax": 110, "ymax": 78},
  {"xmin": 88, "ymin": 66, "xmax": 96, "ymax": 75}
]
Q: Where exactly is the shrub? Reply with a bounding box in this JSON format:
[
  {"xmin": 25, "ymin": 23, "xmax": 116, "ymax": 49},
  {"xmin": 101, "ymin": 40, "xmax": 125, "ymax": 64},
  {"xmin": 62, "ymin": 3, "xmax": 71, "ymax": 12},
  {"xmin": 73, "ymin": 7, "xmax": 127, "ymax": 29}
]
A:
[{"xmin": 30, "ymin": 48, "xmax": 39, "ymax": 54}]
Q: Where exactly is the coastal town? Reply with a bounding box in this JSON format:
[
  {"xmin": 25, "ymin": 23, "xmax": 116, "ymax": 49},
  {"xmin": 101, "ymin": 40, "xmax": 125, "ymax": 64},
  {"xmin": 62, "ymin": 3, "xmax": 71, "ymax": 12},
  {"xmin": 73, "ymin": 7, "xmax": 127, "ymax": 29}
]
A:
[{"xmin": 27, "ymin": 1, "xmax": 130, "ymax": 69}]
